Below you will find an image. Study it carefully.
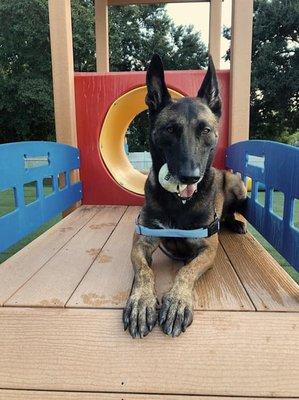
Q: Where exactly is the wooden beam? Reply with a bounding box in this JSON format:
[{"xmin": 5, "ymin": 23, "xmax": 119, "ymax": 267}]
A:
[
  {"xmin": 109, "ymin": 0, "xmax": 210, "ymax": 4},
  {"xmin": 0, "ymin": 308, "xmax": 298, "ymax": 396},
  {"xmin": 95, "ymin": 0, "xmax": 109, "ymax": 72},
  {"xmin": 48, "ymin": 0, "xmax": 77, "ymax": 146},
  {"xmin": 1, "ymin": 392, "xmax": 296, "ymax": 400},
  {"xmin": 229, "ymin": 0, "xmax": 254, "ymax": 144},
  {"xmin": 209, "ymin": 0, "xmax": 222, "ymax": 68}
]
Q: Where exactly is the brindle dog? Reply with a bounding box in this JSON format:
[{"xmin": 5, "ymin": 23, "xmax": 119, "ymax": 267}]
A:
[{"xmin": 123, "ymin": 54, "xmax": 247, "ymax": 338}]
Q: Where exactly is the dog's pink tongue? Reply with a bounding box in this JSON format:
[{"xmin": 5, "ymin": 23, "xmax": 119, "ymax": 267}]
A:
[{"xmin": 180, "ymin": 183, "xmax": 197, "ymax": 198}]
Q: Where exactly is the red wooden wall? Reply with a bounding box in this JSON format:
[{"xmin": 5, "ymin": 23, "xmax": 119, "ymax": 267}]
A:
[{"xmin": 75, "ymin": 70, "xmax": 230, "ymax": 205}]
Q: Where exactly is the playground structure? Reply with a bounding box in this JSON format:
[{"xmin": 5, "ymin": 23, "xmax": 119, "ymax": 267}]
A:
[{"xmin": 0, "ymin": 0, "xmax": 299, "ymax": 398}]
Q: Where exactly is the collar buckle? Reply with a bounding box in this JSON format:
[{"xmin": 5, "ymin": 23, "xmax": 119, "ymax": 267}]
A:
[{"xmin": 207, "ymin": 217, "xmax": 220, "ymax": 237}]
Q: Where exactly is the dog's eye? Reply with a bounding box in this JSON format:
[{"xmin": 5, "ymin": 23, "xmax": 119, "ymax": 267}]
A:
[
  {"xmin": 202, "ymin": 127, "xmax": 211, "ymax": 134},
  {"xmin": 166, "ymin": 126, "xmax": 174, "ymax": 134}
]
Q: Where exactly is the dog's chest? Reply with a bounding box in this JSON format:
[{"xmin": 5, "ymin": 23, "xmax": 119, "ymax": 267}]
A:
[{"xmin": 163, "ymin": 201, "xmax": 215, "ymax": 230}]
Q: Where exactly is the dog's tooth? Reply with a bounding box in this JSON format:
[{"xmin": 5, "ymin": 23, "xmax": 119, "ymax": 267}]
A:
[{"xmin": 182, "ymin": 199, "xmax": 186, "ymax": 205}]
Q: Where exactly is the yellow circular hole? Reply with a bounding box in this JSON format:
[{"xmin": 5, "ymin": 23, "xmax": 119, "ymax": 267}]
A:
[{"xmin": 99, "ymin": 85, "xmax": 184, "ymax": 195}]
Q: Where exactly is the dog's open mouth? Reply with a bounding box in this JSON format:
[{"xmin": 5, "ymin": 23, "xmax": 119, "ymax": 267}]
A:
[
  {"xmin": 177, "ymin": 176, "xmax": 203, "ymax": 201},
  {"xmin": 158, "ymin": 163, "xmax": 203, "ymax": 202},
  {"xmin": 178, "ymin": 183, "xmax": 198, "ymax": 200}
]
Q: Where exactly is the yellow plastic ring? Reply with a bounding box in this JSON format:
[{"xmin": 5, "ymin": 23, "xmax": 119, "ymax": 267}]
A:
[{"xmin": 99, "ymin": 85, "xmax": 184, "ymax": 195}]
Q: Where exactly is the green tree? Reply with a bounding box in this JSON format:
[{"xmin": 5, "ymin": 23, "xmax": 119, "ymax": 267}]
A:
[
  {"xmin": 224, "ymin": 0, "xmax": 299, "ymax": 141},
  {"xmin": 0, "ymin": 0, "xmax": 97, "ymax": 143},
  {"xmin": 0, "ymin": 0, "xmax": 54, "ymax": 143},
  {"xmin": 109, "ymin": 5, "xmax": 207, "ymax": 72},
  {"xmin": 0, "ymin": 1, "xmax": 207, "ymax": 145},
  {"xmin": 109, "ymin": 5, "xmax": 207, "ymax": 151},
  {"xmin": 72, "ymin": 0, "xmax": 96, "ymax": 72}
]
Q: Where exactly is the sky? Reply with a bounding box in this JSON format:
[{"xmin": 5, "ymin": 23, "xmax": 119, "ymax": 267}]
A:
[{"xmin": 166, "ymin": 0, "xmax": 232, "ymax": 68}]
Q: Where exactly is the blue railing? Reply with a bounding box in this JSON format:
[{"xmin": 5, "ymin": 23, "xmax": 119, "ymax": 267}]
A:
[
  {"xmin": 226, "ymin": 140, "xmax": 299, "ymax": 271},
  {"xmin": 1, "ymin": 139, "xmax": 298, "ymax": 271},
  {"xmin": 0, "ymin": 141, "xmax": 82, "ymax": 252}
]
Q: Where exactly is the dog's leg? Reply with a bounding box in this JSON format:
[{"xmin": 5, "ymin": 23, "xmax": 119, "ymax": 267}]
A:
[
  {"xmin": 123, "ymin": 233, "xmax": 160, "ymax": 338},
  {"xmin": 159, "ymin": 235, "xmax": 218, "ymax": 337},
  {"xmin": 222, "ymin": 171, "xmax": 247, "ymax": 234},
  {"xmin": 223, "ymin": 212, "xmax": 247, "ymax": 234}
]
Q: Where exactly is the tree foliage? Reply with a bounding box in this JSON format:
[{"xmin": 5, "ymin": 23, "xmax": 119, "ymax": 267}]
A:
[
  {"xmin": 108, "ymin": 4, "xmax": 207, "ymax": 151},
  {"xmin": 109, "ymin": 5, "xmax": 207, "ymax": 72},
  {"xmin": 224, "ymin": 0, "xmax": 299, "ymax": 141},
  {"xmin": 0, "ymin": 0, "xmax": 53, "ymax": 143},
  {"xmin": 0, "ymin": 0, "xmax": 207, "ymax": 145}
]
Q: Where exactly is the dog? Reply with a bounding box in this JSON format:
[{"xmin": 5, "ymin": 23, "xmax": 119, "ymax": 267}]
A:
[{"xmin": 123, "ymin": 54, "xmax": 247, "ymax": 338}]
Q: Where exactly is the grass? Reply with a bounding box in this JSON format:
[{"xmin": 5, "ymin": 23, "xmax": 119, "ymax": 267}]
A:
[
  {"xmin": 0, "ymin": 187, "xmax": 299, "ymax": 284},
  {"xmin": 248, "ymin": 190, "xmax": 299, "ymax": 283},
  {"xmin": 248, "ymin": 225, "xmax": 299, "ymax": 283}
]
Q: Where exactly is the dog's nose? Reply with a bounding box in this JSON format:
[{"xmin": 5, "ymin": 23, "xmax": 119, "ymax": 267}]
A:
[{"xmin": 179, "ymin": 174, "xmax": 200, "ymax": 185}]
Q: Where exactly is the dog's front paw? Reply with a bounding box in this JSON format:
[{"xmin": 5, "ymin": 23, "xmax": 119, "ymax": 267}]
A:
[
  {"xmin": 159, "ymin": 290, "xmax": 194, "ymax": 337},
  {"xmin": 224, "ymin": 217, "xmax": 247, "ymax": 234},
  {"xmin": 229, "ymin": 219, "xmax": 247, "ymax": 234},
  {"xmin": 123, "ymin": 290, "xmax": 158, "ymax": 338}
]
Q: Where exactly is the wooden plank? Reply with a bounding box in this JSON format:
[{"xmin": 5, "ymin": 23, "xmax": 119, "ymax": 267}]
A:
[
  {"xmin": 5, "ymin": 206, "xmax": 126, "ymax": 307},
  {"xmin": 95, "ymin": 0, "xmax": 109, "ymax": 72},
  {"xmin": 48, "ymin": 0, "xmax": 77, "ymax": 146},
  {"xmin": 68, "ymin": 208, "xmax": 253, "ymax": 310},
  {"xmin": 0, "ymin": 206, "xmax": 99, "ymax": 306},
  {"xmin": 66, "ymin": 206, "xmax": 138, "ymax": 308},
  {"xmin": 0, "ymin": 308, "xmax": 298, "ymax": 396},
  {"xmin": 1, "ymin": 393, "xmax": 296, "ymax": 400},
  {"xmin": 229, "ymin": 0, "xmax": 254, "ymax": 144},
  {"xmin": 220, "ymin": 230, "xmax": 299, "ymax": 311},
  {"xmin": 153, "ymin": 245, "xmax": 254, "ymax": 310},
  {"xmin": 195, "ymin": 243, "xmax": 254, "ymax": 309},
  {"xmin": 209, "ymin": 0, "xmax": 222, "ymax": 69}
]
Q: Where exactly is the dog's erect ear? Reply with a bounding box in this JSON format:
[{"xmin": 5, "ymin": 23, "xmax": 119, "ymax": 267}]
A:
[
  {"xmin": 146, "ymin": 54, "xmax": 171, "ymax": 113},
  {"xmin": 197, "ymin": 55, "xmax": 221, "ymax": 118}
]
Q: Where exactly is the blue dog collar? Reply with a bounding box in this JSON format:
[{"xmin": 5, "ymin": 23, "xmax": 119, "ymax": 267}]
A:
[{"xmin": 135, "ymin": 216, "xmax": 220, "ymax": 239}]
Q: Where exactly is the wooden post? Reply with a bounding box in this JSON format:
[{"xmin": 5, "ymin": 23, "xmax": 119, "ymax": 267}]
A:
[
  {"xmin": 229, "ymin": 0, "xmax": 254, "ymax": 144},
  {"xmin": 48, "ymin": 0, "xmax": 80, "ymax": 214},
  {"xmin": 95, "ymin": 0, "xmax": 109, "ymax": 72},
  {"xmin": 209, "ymin": 0, "xmax": 222, "ymax": 69},
  {"xmin": 48, "ymin": 0, "xmax": 77, "ymax": 147}
]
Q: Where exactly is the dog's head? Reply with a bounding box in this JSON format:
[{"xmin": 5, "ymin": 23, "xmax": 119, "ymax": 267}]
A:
[{"xmin": 146, "ymin": 54, "xmax": 221, "ymax": 196}]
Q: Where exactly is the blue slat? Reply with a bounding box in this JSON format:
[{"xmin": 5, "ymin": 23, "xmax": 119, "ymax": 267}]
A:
[
  {"xmin": 226, "ymin": 140, "xmax": 299, "ymax": 271},
  {"xmin": 0, "ymin": 141, "xmax": 82, "ymax": 252}
]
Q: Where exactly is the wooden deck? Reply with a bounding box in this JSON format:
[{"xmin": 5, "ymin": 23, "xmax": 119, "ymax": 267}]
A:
[{"xmin": 0, "ymin": 205, "xmax": 299, "ymax": 398}]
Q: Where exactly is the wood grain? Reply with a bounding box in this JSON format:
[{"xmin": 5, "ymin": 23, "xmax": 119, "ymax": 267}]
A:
[
  {"xmin": 194, "ymin": 243, "xmax": 254, "ymax": 310},
  {"xmin": 48, "ymin": 0, "xmax": 77, "ymax": 147},
  {"xmin": 5, "ymin": 206, "xmax": 126, "ymax": 307},
  {"xmin": 153, "ymin": 245, "xmax": 254, "ymax": 310},
  {"xmin": 209, "ymin": 0, "xmax": 222, "ymax": 68},
  {"xmin": 0, "ymin": 308, "xmax": 298, "ymax": 396},
  {"xmin": 95, "ymin": 0, "xmax": 109, "ymax": 72},
  {"xmin": 229, "ymin": 0, "xmax": 254, "ymax": 144},
  {"xmin": 68, "ymin": 207, "xmax": 253, "ymax": 310},
  {"xmin": 1, "ymin": 392, "xmax": 296, "ymax": 400},
  {"xmin": 220, "ymin": 230, "xmax": 299, "ymax": 311},
  {"xmin": 67, "ymin": 206, "xmax": 138, "ymax": 308},
  {"xmin": 0, "ymin": 206, "xmax": 99, "ymax": 306}
]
